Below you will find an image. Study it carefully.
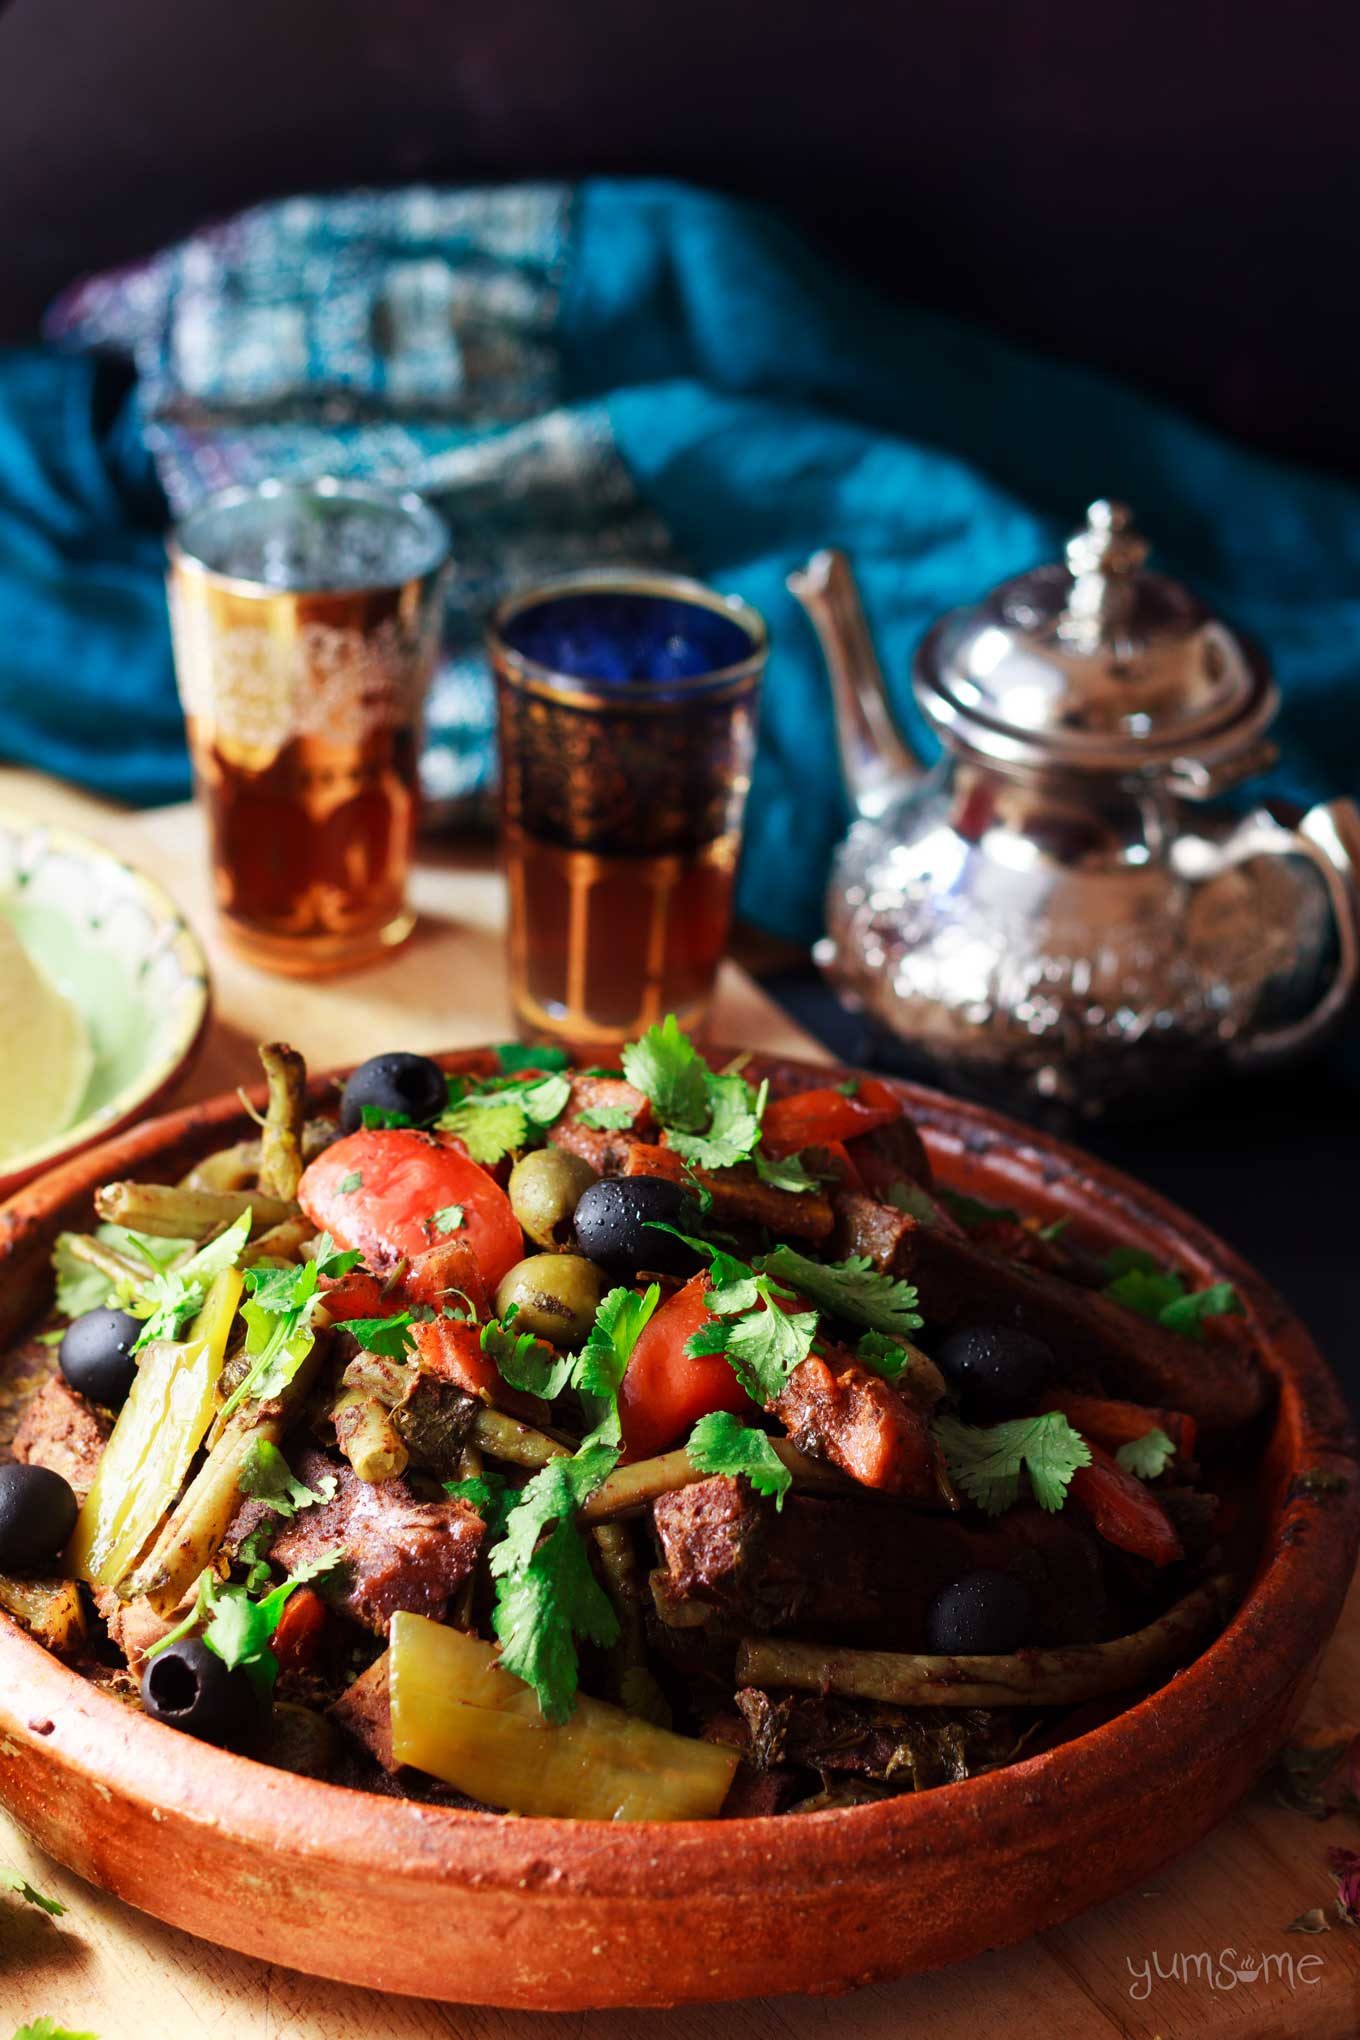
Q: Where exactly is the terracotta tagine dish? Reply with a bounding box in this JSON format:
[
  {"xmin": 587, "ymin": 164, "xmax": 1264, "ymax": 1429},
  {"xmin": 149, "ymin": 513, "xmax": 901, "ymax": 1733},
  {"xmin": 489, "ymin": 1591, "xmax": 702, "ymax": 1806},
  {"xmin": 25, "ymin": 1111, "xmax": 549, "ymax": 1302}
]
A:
[{"xmin": 0, "ymin": 1051, "xmax": 1354, "ymax": 2010}]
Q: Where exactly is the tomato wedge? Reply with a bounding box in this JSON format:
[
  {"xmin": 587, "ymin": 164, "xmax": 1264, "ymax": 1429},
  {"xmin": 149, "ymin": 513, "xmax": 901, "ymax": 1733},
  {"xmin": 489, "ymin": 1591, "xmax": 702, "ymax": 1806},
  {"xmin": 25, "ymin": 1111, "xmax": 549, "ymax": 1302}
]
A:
[
  {"xmin": 299, "ymin": 1130, "xmax": 524, "ymax": 1293},
  {"xmin": 618, "ymin": 1273, "xmax": 756, "ymax": 1459},
  {"xmin": 760, "ymin": 1078, "xmax": 902, "ymax": 1157},
  {"xmin": 1068, "ymin": 1441, "xmax": 1184, "ymax": 1566}
]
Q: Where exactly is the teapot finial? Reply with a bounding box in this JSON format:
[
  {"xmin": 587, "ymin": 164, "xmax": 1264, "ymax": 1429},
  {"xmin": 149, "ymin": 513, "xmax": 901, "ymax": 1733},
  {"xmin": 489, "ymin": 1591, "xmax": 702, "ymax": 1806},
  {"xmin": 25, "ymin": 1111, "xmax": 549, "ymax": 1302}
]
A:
[
  {"xmin": 1061, "ymin": 501, "xmax": 1150, "ymax": 641},
  {"xmin": 787, "ymin": 549, "xmax": 924, "ymax": 819}
]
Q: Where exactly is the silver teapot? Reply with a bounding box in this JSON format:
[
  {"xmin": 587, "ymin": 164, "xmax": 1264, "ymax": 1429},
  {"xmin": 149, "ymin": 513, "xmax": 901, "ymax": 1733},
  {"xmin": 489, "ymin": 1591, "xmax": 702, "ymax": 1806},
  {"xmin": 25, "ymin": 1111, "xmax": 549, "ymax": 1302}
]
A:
[{"xmin": 791, "ymin": 501, "xmax": 1360, "ymax": 1116}]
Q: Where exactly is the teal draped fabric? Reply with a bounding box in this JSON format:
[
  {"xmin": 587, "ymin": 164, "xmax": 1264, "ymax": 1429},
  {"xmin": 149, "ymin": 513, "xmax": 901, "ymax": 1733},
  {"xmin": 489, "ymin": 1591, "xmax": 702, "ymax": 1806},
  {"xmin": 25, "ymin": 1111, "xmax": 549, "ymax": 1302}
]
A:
[{"xmin": 1, "ymin": 180, "xmax": 1357, "ymax": 942}]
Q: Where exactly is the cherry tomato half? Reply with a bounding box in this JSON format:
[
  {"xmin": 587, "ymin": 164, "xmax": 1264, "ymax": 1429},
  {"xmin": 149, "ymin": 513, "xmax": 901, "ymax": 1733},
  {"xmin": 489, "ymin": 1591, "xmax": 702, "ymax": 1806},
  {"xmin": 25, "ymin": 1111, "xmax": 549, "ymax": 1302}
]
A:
[
  {"xmin": 618, "ymin": 1273, "xmax": 756, "ymax": 1459},
  {"xmin": 299, "ymin": 1129, "xmax": 524, "ymax": 1293}
]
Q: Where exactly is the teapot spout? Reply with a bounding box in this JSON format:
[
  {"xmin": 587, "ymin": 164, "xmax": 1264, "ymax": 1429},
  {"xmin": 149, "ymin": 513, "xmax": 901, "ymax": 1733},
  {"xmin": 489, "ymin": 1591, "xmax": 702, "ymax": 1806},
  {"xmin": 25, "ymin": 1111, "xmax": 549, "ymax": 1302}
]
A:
[{"xmin": 788, "ymin": 549, "xmax": 925, "ymax": 818}]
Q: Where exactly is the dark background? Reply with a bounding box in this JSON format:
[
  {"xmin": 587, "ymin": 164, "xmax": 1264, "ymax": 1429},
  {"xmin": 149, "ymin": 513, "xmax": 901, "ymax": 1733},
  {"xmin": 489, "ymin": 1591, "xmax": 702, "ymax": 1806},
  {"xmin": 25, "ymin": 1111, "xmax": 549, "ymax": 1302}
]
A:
[
  {"xmin": 0, "ymin": 0, "xmax": 1355, "ymax": 1389},
  {"xmin": 1, "ymin": 0, "xmax": 1359, "ymax": 475}
]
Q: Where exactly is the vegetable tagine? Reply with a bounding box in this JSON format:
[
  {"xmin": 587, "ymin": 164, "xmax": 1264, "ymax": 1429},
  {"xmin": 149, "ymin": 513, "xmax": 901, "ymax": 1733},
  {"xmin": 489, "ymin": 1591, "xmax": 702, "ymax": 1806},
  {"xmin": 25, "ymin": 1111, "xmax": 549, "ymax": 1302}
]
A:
[{"xmin": 1, "ymin": 1027, "xmax": 1271, "ymax": 1822}]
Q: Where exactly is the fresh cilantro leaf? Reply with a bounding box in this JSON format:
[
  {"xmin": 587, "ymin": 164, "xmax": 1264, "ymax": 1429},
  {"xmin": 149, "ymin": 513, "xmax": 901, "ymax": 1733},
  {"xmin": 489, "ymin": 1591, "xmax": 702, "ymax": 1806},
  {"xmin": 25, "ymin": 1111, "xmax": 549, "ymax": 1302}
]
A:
[
  {"xmin": 429, "ymin": 1204, "xmax": 465, "ymax": 1235},
  {"xmin": 495, "ymin": 1042, "xmax": 570, "ymax": 1073},
  {"xmin": 217, "ymin": 1235, "xmax": 352, "ymax": 1425},
  {"xmin": 237, "ymin": 1439, "xmax": 337, "ymax": 1518},
  {"xmin": 2, "ymin": 1870, "xmax": 66, "ymax": 1916},
  {"xmin": 1115, "ymin": 1427, "xmax": 1177, "ymax": 1480},
  {"xmin": 1101, "ymin": 1251, "xmax": 1241, "ymax": 1340},
  {"xmin": 1037, "ymin": 1216, "xmax": 1070, "ymax": 1242},
  {"xmin": 205, "ymin": 1547, "xmax": 344, "ymax": 1695},
  {"xmin": 577, "ymin": 1103, "xmax": 638, "ymax": 1132},
  {"xmin": 763, "ymin": 1245, "xmax": 923, "ymax": 1338},
  {"xmin": 360, "ymin": 1103, "xmax": 414, "ymax": 1129},
  {"xmin": 514, "ymin": 1073, "xmax": 572, "ymax": 1125},
  {"xmin": 1159, "ymin": 1283, "xmax": 1242, "ymax": 1335},
  {"xmin": 445, "ymin": 1469, "xmax": 513, "ymax": 1539},
  {"xmin": 836, "ymin": 1077, "xmax": 860, "ymax": 1096},
  {"xmin": 338, "ymin": 1171, "xmax": 362, "ymax": 1195},
  {"xmin": 571, "ymin": 1283, "xmax": 660, "ymax": 1444},
  {"xmin": 479, "ymin": 1313, "xmax": 574, "ymax": 1400},
  {"xmin": 237, "ymin": 1520, "xmax": 278, "ymax": 1593},
  {"xmin": 346, "ymin": 1312, "xmax": 417, "ymax": 1360},
  {"xmin": 438, "ymin": 1095, "xmax": 527, "ymax": 1163},
  {"xmin": 666, "ymin": 1072, "xmax": 766, "ymax": 1171},
  {"xmin": 687, "ymin": 1410, "xmax": 791, "ymax": 1508},
  {"xmin": 855, "ymin": 1329, "xmax": 910, "ymax": 1383},
  {"xmin": 934, "ymin": 1411, "xmax": 1091, "ymax": 1515},
  {"xmin": 621, "ymin": 1014, "xmax": 710, "ymax": 1133},
  {"xmin": 439, "ymin": 1072, "xmax": 570, "ymax": 1164},
  {"xmin": 754, "ymin": 1148, "xmax": 822, "ymax": 1194},
  {"xmin": 145, "ymin": 1547, "xmax": 344, "ymax": 1699},
  {"xmin": 489, "ymin": 1441, "xmax": 620, "ymax": 1720},
  {"xmin": 722, "ymin": 1300, "xmax": 818, "ymax": 1403},
  {"xmin": 12, "ymin": 2021, "xmax": 97, "ymax": 2040},
  {"xmin": 130, "ymin": 1208, "xmax": 254, "ymax": 1351}
]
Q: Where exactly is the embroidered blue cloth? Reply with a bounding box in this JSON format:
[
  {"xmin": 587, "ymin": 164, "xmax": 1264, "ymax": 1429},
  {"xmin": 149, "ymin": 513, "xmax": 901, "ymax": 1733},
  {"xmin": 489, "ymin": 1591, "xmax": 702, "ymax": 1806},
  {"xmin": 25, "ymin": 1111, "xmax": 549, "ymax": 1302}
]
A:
[{"xmin": 1, "ymin": 180, "xmax": 1358, "ymax": 943}]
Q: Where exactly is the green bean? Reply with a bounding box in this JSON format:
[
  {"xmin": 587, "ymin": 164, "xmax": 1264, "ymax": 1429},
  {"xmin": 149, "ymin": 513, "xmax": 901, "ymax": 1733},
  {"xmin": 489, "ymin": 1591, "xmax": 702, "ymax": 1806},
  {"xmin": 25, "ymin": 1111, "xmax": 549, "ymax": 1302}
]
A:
[
  {"xmin": 735, "ymin": 1576, "xmax": 1232, "ymax": 1707},
  {"xmin": 95, "ymin": 1180, "xmax": 294, "ymax": 1240}
]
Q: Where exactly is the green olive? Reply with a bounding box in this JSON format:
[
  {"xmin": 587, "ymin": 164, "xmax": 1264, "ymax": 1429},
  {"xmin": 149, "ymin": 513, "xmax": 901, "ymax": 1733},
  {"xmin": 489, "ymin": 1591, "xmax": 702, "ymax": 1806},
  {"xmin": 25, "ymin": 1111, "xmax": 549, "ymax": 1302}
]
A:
[
  {"xmin": 495, "ymin": 1253, "xmax": 604, "ymax": 1347},
  {"xmin": 508, "ymin": 1146, "xmax": 598, "ymax": 1251}
]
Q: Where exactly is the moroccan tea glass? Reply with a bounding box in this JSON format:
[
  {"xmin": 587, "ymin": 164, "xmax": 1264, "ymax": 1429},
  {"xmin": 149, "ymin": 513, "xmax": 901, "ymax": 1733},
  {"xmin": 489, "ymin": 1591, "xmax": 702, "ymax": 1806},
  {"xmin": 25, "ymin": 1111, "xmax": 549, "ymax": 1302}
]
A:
[
  {"xmin": 168, "ymin": 478, "xmax": 449, "ymax": 976},
  {"xmin": 489, "ymin": 569, "xmax": 767, "ymax": 1052}
]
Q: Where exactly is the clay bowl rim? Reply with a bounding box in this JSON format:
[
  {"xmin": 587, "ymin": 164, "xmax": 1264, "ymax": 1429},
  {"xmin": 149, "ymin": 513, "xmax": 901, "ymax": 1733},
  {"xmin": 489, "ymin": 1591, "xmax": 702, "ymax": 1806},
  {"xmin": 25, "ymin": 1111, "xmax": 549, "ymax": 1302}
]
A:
[{"xmin": 1, "ymin": 1048, "xmax": 1356, "ymax": 1913}]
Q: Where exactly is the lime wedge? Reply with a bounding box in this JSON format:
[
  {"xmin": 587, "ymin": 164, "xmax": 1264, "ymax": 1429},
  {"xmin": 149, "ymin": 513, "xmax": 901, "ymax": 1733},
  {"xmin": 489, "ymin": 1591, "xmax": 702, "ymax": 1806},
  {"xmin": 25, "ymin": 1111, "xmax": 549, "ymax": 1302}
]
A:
[{"xmin": 0, "ymin": 914, "xmax": 94, "ymax": 1162}]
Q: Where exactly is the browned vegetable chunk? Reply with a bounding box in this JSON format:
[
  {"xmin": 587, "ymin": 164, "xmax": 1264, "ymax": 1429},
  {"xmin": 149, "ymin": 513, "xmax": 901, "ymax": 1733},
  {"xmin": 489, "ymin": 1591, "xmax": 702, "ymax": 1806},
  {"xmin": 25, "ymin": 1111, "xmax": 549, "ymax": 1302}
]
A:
[
  {"xmin": 774, "ymin": 1356, "xmax": 949, "ymax": 1500},
  {"xmin": 12, "ymin": 1376, "xmax": 111, "ymax": 1500},
  {"xmin": 269, "ymin": 1448, "xmax": 485, "ymax": 1633}
]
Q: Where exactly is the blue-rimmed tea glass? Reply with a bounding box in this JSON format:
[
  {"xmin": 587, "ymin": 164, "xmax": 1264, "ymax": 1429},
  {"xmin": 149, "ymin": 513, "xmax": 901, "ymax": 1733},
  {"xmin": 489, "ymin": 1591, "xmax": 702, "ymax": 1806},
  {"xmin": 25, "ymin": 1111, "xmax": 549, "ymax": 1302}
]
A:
[{"xmin": 489, "ymin": 569, "xmax": 767, "ymax": 1048}]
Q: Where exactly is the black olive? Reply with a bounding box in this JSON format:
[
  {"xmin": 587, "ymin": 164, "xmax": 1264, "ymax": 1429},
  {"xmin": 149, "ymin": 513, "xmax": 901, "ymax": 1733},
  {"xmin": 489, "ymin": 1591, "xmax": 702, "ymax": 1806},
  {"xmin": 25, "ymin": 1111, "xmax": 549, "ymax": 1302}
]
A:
[
  {"xmin": 339, "ymin": 1051, "xmax": 447, "ymax": 1134},
  {"xmin": 140, "ymin": 1637, "xmax": 262, "ymax": 1748},
  {"xmin": 0, "ymin": 1462, "xmax": 79, "ymax": 1570},
  {"xmin": 59, "ymin": 1306, "xmax": 143, "ymax": 1408},
  {"xmin": 573, "ymin": 1177, "xmax": 700, "ymax": 1277},
  {"xmin": 924, "ymin": 1569, "xmax": 1032, "ymax": 1654},
  {"xmin": 933, "ymin": 1323, "xmax": 1054, "ymax": 1423}
]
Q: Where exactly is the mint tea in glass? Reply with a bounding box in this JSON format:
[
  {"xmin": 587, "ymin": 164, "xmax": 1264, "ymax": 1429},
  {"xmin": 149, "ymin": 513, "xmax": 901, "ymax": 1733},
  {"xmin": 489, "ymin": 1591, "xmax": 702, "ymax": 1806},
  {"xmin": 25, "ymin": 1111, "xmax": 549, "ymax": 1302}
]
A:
[{"xmin": 489, "ymin": 571, "xmax": 767, "ymax": 1050}]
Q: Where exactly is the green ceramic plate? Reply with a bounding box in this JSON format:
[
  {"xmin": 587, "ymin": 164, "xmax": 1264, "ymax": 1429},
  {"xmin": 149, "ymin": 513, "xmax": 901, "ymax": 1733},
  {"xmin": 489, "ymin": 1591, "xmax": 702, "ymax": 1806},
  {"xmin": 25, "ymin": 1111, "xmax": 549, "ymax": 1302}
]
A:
[{"xmin": 0, "ymin": 812, "xmax": 211, "ymax": 1198}]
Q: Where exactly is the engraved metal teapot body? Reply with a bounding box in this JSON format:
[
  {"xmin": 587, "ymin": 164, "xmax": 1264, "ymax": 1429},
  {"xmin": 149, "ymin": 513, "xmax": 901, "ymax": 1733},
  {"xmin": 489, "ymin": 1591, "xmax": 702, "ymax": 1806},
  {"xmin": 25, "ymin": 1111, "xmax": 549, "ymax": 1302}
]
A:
[{"xmin": 791, "ymin": 503, "xmax": 1360, "ymax": 1115}]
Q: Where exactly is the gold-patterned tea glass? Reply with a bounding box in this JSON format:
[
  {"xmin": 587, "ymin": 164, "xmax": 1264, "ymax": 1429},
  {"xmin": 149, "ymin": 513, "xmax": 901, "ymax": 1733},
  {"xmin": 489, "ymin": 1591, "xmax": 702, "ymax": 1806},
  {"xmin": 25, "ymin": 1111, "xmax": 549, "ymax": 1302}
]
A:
[
  {"xmin": 489, "ymin": 569, "xmax": 767, "ymax": 1050},
  {"xmin": 168, "ymin": 478, "xmax": 449, "ymax": 976}
]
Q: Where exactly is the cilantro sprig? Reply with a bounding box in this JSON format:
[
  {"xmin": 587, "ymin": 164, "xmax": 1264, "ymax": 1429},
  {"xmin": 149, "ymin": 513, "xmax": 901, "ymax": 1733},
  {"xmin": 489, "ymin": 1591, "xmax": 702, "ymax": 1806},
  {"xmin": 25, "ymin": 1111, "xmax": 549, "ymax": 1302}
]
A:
[
  {"xmin": 146, "ymin": 1545, "xmax": 343, "ymax": 1698},
  {"xmin": 687, "ymin": 1410, "xmax": 791, "ymax": 1508},
  {"xmin": 437, "ymin": 1070, "xmax": 571, "ymax": 1165},
  {"xmin": 444, "ymin": 1468, "xmax": 514, "ymax": 1540},
  {"xmin": 1101, "ymin": 1248, "xmax": 1241, "ymax": 1339},
  {"xmin": 479, "ymin": 1306, "xmax": 574, "ymax": 1400},
  {"xmin": 2, "ymin": 1869, "xmax": 66, "ymax": 1916},
  {"xmin": 762, "ymin": 1244, "xmax": 923, "ymax": 1339},
  {"xmin": 571, "ymin": 1283, "xmax": 660, "ymax": 1445},
  {"xmin": 489, "ymin": 1440, "xmax": 620, "ymax": 1721},
  {"xmin": 216, "ymin": 1233, "xmax": 359, "ymax": 1426},
  {"xmin": 933, "ymin": 1411, "xmax": 1091, "ymax": 1515},
  {"xmin": 1115, "ymin": 1427, "xmax": 1176, "ymax": 1481}
]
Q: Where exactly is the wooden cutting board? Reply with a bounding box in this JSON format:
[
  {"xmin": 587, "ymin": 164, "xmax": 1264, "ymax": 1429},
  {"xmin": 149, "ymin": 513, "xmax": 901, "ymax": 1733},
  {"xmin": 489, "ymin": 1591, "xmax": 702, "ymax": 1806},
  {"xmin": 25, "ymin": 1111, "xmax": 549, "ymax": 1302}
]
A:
[{"xmin": 2, "ymin": 769, "xmax": 1359, "ymax": 2039}]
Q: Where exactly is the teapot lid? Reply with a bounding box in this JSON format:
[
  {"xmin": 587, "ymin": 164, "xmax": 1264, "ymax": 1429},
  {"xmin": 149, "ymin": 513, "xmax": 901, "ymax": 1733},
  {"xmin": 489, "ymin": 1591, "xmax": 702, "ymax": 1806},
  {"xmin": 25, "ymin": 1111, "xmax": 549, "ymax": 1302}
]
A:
[{"xmin": 913, "ymin": 500, "xmax": 1278, "ymax": 782}]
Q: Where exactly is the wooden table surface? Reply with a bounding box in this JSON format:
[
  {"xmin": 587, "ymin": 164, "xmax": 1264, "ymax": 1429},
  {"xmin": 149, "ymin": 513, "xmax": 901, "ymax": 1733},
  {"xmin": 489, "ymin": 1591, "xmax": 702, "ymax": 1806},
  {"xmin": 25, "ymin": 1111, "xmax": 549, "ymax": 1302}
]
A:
[{"xmin": 3, "ymin": 770, "xmax": 1359, "ymax": 2040}]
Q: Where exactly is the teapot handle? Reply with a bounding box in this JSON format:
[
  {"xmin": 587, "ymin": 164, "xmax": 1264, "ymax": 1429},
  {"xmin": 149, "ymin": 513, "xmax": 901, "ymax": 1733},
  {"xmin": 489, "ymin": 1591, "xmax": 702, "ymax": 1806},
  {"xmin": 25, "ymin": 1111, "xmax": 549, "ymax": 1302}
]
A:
[{"xmin": 1223, "ymin": 797, "xmax": 1360, "ymax": 1069}]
